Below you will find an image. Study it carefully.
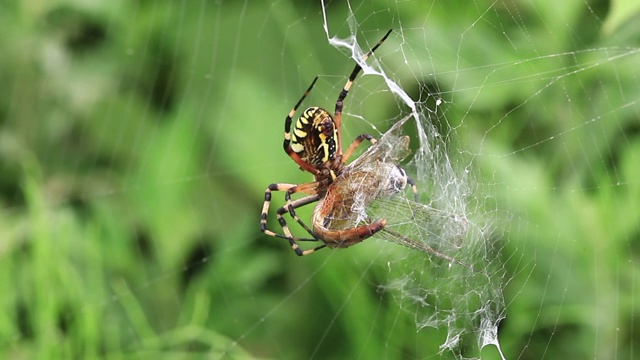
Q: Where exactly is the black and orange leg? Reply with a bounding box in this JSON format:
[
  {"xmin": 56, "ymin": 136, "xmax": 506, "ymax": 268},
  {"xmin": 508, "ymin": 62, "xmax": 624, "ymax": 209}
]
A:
[
  {"xmin": 278, "ymin": 195, "xmax": 328, "ymax": 256},
  {"xmin": 283, "ymin": 77, "xmax": 321, "ymax": 175},
  {"xmin": 342, "ymin": 133, "xmax": 377, "ymax": 162},
  {"xmin": 406, "ymin": 176, "xmax": 419, "ymax": 201},
  {"xmin": 261, "ymin": 183, "xmax": 314, "ymax": 241},
  {"xmin": 260, "ymin": 182, "xmax": 326, "ymax": 256},
  {"xmin": 334, "ymin": 29, "xmax": 393, "ymax": 154},
  {"xmin": 277, "ymin": 193, "xmax": 328, "ymax": 256},
  {"xmin": 276, "ymin": 195, "xmax": 319, "ymax": 242},
  {"xmin": 281, "ymin": 183, "xmax": 322, "ymax": 242}
]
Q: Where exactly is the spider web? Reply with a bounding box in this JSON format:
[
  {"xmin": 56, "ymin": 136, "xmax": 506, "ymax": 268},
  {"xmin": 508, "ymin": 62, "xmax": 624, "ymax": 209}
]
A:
[
  {"xmin": 311, "ymin": 4, "xmax": 506, "ymax": 357},
  {"xmin": 2, "ymin": 0, "xmax": 640, "ymax": 359}
]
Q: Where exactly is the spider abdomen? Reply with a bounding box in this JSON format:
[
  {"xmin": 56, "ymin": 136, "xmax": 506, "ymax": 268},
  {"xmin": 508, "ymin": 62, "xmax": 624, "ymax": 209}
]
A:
[{"xmin": 290, "ymin": 106, "xmax": 338, "ymax": 166}]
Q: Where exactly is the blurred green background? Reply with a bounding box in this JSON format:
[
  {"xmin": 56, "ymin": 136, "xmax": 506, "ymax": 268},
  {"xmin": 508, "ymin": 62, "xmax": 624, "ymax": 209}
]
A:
[{"xmin": 2, "ymin": 0, "xmax": 640, "ymax": 359}]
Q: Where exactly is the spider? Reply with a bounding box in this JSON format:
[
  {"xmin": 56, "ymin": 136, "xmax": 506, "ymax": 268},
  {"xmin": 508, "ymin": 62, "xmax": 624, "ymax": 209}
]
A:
[{"xmin": 260, "ymin": 29, "xmax": 420, "ymax": 256}]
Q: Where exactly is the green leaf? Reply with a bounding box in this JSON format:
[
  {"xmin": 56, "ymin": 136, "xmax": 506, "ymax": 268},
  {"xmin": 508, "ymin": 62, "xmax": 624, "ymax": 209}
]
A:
[{"xmin": 602, "ymin": 0, "xmax": 640, "ymax": 35}]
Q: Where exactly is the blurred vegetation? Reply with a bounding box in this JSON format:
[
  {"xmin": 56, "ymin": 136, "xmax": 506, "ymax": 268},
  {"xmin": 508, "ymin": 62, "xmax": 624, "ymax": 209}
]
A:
[{"xmin": 1, "ymin": 0, "xmax": 640, "ymax": 359}]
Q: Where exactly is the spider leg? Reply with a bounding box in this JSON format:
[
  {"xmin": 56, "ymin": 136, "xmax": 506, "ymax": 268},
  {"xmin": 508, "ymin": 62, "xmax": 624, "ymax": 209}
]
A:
[
  {"xmin": 276, "ymin": 194, "xmax": 321, "ymax": 242},
  {"xmin": 334, "ymin": 29, "xmax": 393, "ymax": 155},
  {"xmin": 261, "ymin": 182, "xmax": 327, "ymax": 256},
  {"xmin": 342, "ymin": 134, "xmax": 377, "ymax": 162},
  {"xmin": 282, "ymin": 182, "xmax": 322, "ymax": 241},
  {"xmin": 283, "ymin": 77, "xmax": 321, "ymax": 175},
  {"xmin": 406, "ymin": 175, "xmax": 419, "ymax": 201},
  {"xmin": 261, "ymin": 183, "xmax": 314, "ymax": 241}
]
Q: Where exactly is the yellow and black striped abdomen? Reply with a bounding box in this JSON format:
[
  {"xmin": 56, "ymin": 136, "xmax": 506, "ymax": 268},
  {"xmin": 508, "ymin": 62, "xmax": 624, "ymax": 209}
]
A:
[{"xmin": 290, "ymin": 107, "xmax": 338, "ymax": 166}]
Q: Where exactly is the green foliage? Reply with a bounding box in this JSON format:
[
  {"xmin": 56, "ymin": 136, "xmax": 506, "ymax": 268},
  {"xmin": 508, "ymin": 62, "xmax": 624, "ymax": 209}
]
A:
[{"xmin": 1, "ymin": 1, "xmax": 639, "ymax": 359}]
